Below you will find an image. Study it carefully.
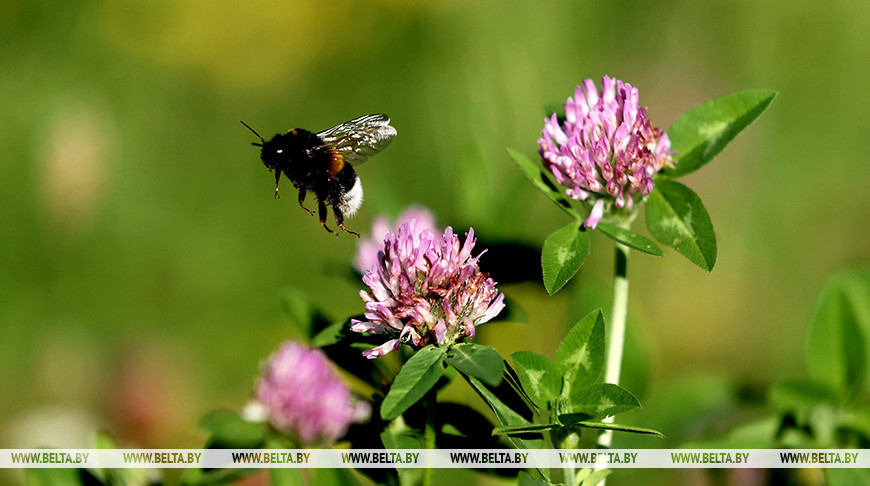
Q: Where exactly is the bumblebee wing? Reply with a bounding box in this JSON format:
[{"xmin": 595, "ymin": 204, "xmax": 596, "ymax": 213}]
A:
[
  {"xmin": 317, "ymin": 114, "xmax": 392, "ymax": 143},
  {"xmin": 318, "ymin": 114, "xmax": 397, "ymax": 165}
]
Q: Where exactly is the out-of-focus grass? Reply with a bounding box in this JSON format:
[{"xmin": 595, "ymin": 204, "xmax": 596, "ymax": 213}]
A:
[{"xmin": 1, "ymin": 0, "xmax": 868, "ymax": 483}]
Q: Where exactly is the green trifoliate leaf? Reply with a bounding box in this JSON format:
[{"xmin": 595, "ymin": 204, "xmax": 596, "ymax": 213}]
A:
[
  {"xmin": 510, "ymin": 351, "xmax": 561, "ymax": 410},
  {"xmin": 507, "ymin": 148, "xmax": 581, "ymax": 220},
  {"xmin": 381, "ymin": 346, "xmax": 446, "ymax": 420},
  {"xmin": 664, "ymin": 89, "xmax": 777, "ymax": 178},
  {"xmin": 541, "ymin": 220, "xmax": 590, "ymax": 294},
  {"xmin": 596, "ymin": 222, "xmax": 663, "ymax": 256},
  {"xmin": 645, "ymin": 180, "xmax": 717, "ymax": 271},
  {"xmin": 446, "ymin": 343, "xmax": 503, "ymax": 387},
  {"xmin": 568, "ymin": 383, "xmax": 641, "ymax": 419},
  {"xmin": 556, "ymin": 310, "xmax": 605, "ymax": 397}
]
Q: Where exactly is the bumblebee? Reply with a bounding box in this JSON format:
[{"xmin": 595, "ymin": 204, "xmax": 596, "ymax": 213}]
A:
[{"xmin": 242, "ymin": 114, "xmax": 397, "ymax": 236}]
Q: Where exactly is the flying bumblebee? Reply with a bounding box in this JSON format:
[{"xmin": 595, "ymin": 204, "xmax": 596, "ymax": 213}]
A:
[{"xmin": 242, "ymin": 114, "xmax": 397, "ymax": 237}]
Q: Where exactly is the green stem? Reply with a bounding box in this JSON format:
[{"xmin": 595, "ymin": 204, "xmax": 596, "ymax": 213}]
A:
[
  {"xmin": 556, "ymin": 429, "xmax": 581, "ymax": 486},
  {"xmin": 598, "ymin": 239, "xmax": 630, "ymax": 451},
  {"xmin": 422, "ymin": 389, "xmax": 437, "ymax": 486}
]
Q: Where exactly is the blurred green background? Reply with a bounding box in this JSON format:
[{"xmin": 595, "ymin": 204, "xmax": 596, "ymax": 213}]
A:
[{"xmin": 1, "ymin": 0, "xmax": 868, "ymax": 484}]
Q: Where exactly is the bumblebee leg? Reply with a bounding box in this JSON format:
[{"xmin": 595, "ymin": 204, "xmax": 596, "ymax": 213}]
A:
[
  {"xmin": 274, "ymin": 170, "xmax": 281, "ymax": 199},
  {"xmin": 297, "ymin": 188, "xmax": 314, "ymax": 216},
  {"xmin": 318, "ymin": 199, "xmax": 338, "ymax": 236},
  {"xmin": 333, "ymin": 206, "xmax": 360, "ymax": 238}
]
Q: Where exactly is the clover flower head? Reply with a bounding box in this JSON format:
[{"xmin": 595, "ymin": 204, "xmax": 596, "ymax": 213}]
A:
[
  {"xmin": 351, "ymin": 219, "xmax": 505, "ymax": 359},
  {"xmin": 538, "ymin": 75, "xmax": 675, "ymax": 228},
  {"xmin": 354, "ymin": 205, "xmax": 439, "ymax": 275},
  {"xmin": 254, "ymin": 342, "xmax": 369, "ymax": 444}
]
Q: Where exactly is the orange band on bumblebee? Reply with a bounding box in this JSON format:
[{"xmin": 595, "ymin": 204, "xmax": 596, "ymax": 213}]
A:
[{"xmin": 327, "ymin": 147, "xmax": 345, "ymax": 177}]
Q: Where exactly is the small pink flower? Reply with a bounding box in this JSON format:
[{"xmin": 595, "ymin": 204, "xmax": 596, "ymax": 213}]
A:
[
  {"xmin": 354, "ymin": 206, "xmax": 439, "ymax": 275},
  {"xmin": 351, "ymin": 220, "xmax": 505, "ymax": 359},
  {"xmin": 254, "ymin": 342, "xmax": 369, "ymax": 444},
  {"xmin": 538, "ymin": 76, "xmax": 674, "ymax": 228}
]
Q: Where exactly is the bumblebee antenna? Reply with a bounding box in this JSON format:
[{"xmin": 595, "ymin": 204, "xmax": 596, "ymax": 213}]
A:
[{"xmin": 240, "ymin": 120, "xmax": 265, "ymax": 146}]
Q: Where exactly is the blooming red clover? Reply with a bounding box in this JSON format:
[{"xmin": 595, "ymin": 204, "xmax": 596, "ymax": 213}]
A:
[
  {"xmin": 538, "ymin": 76, "xmax": 675, "ymax": 228},
  {"xmin": 351, "ymin": 220, "xmax": 505, "ymax": 359},
  {"xmin": 254, "ymin": 342, "xmax": 369, "ymax": 444},
  {"xmin": 353, "ymin": 205, "xmax": 440, "ymax": 275}
]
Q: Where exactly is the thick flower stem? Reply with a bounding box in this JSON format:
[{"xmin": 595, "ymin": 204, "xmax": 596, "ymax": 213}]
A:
[
  {"xmin": 598, "ymin": 239, "xmax": 630, "ymax": 451},
  {"xmin": 555, "ymin": 429, "xmax": 581, "ymax": 485},
  {"xmin": 422, "ymin": 389, "xmax": 437, "ymax": 486}
]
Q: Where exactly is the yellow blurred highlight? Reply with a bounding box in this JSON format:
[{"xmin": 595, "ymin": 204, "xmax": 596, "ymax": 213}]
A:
[
  {"xmin": 95, "ymin": 0, "xmax": 430, "ymax": 90},
  {"xmin": 38, "ymin": 98, "xmax": 116, "ymax": 232}
]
